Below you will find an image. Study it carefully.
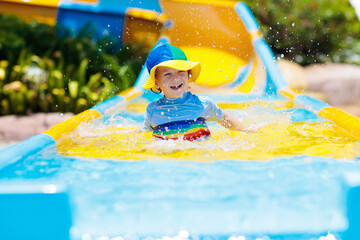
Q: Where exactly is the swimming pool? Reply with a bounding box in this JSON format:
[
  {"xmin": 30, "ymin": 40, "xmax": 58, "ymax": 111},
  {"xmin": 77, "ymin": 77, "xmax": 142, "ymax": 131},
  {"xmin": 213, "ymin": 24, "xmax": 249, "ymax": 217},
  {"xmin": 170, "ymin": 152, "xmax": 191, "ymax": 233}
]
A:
[{"xmin": 1, "ymin": 94, "xmax": 360, "ymax": 240}]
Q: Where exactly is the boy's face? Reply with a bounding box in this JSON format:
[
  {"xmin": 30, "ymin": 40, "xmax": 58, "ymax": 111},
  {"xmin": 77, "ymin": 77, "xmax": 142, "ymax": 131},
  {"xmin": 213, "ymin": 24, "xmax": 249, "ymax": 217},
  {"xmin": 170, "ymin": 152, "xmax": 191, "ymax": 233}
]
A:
[{"xmin": 155, "ymin": 66, "xmax": 189, "ymax": 99}]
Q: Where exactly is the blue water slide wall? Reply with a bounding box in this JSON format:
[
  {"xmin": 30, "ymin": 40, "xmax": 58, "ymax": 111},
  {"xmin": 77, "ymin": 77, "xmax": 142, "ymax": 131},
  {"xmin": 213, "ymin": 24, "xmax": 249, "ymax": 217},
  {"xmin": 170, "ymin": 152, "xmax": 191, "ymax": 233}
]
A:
[
  {"xmin": 0, "ymin": 184, "xmax": 72, "ymax": 240},
  {"xmin": 294, "ymin": 95, "xmax": 330, "ymax": 113},
  {"xmin": 57, "ymin": 0, "xmax": 163, "ymax": 46},
  {"xmin": 234, "ymin": 2, "xmax": 259, "ymax": 32},
  {"xmin": 234, "ymin": 2, "xmax": 289, "ymax": 94},
  {"xmin": 253, "ymin": 38, "xmax": 289, "ymax": 91},
  {"xmin": 344, "ymin": 173, "xmax": 360, "ymax": 240},
  {"xmin": 0, "ymin": 134, "xmax": 56, "ymax": 170},
  {"xmin": 91, "ymin": 95, "xmax": 126, "ymax": 115}
]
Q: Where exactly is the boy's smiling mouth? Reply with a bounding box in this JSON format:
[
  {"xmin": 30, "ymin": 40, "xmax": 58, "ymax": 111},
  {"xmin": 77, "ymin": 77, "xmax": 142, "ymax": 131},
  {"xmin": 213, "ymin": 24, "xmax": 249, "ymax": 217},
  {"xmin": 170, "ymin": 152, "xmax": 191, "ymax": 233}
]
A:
[{"xmin": 170, "ymin": 83, "xmax": 183, "ymax": 90}]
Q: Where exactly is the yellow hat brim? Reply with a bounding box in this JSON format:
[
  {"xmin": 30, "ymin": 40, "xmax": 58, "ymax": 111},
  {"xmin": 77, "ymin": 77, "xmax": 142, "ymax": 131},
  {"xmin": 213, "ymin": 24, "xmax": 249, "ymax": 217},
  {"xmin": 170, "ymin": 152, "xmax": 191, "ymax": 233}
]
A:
[{"xmin": 142, "ymin": 60, "xmax": 201, "ymax": 90}]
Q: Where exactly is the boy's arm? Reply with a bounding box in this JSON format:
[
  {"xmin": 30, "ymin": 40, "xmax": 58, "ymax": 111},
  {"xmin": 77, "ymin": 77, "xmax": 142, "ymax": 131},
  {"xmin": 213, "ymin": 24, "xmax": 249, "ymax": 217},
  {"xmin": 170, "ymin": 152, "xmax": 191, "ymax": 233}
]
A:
[
  {"xmin": 202, "ymin": 96, "xmax": 255, "ymax": 132},
  {"xmin": 219, "ymin": 112, "xmax": 254, "ymax": 132}
]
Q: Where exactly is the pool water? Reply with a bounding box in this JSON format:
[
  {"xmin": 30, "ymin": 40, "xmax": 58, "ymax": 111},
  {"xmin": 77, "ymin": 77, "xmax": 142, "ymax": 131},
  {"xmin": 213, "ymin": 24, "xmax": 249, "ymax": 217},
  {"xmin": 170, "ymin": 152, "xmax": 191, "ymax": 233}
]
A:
[
  {"xmin": 1, "ymin": 100, "xmax": 359, "ymax": 240},
  {"xmin": 2, "ymin": 151, "xmax": 359, "ymax": 239},
  {"xmin": 57, "ymin": 101, "xmax": 359, "ymax": 161}
]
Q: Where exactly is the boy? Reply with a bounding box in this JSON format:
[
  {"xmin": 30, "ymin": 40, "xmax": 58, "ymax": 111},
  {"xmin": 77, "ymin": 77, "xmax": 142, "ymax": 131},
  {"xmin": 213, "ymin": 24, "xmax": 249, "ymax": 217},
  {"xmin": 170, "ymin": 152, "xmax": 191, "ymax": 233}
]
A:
[{"xmin": 142, "ymin": 44, "xmax": 251, "ymax": 141}]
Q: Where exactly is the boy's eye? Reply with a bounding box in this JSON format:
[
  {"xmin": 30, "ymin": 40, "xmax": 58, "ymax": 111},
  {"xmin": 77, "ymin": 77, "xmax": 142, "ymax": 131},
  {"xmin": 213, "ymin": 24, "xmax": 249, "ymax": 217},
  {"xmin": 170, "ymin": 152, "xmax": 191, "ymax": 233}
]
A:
[{"xmin": 163, "ymin": 73, "xmax": 171, "ymax": 77}]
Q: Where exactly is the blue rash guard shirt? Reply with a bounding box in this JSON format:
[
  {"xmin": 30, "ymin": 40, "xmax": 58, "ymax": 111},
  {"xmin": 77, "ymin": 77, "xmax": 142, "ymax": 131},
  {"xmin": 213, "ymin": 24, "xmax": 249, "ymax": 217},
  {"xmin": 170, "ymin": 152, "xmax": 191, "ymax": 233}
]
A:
[{"xmin": 142, "ymin": 92, "xmax": 224, "ymax": 140}]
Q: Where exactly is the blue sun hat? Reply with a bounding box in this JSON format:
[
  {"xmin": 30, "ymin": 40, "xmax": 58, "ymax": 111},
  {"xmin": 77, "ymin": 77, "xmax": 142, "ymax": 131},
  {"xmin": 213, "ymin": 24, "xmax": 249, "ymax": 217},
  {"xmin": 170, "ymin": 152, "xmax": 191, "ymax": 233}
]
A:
[{"xmin": 142, "ymin": 44, "xmax": 201, "ymax": 90}]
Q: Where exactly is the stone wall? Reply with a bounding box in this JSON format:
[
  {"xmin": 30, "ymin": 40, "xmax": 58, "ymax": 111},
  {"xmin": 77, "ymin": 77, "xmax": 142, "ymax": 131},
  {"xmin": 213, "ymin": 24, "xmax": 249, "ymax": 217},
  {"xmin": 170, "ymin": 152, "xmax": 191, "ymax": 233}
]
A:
[
  {"xmin": 279, "ymin": 61, "xmax": 360, "ymax": 117},
  {"xmin": 0, "ymin": 113, "xmax": 73, "ymax": 142}
]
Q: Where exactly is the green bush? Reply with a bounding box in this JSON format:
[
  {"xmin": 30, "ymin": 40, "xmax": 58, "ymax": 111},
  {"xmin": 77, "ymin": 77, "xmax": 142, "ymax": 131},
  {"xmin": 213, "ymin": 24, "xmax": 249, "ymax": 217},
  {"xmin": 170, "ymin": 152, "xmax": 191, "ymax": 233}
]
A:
[
  {"xmin": 243, "ymin": 0, "xmax": 360, "ymax": 65},
  {"xmin": 0, "ymin": 14, "xmax": 147, "ymax": 115}
]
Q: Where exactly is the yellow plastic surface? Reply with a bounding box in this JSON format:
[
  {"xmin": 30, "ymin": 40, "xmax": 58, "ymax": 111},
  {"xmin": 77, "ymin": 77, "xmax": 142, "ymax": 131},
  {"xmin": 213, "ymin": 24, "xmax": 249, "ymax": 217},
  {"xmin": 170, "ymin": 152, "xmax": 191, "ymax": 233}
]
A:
[
  {"xmin": 279, "ymin": 88, "xmax": 297, "ymax": 100},
  {"xmin": 44, "ymin": 109, "xmax": 102, "ymax": 141},
  {"xmin": 119, "ymin": 87, "xmax": 143, "ymax": 101},
  {"xmin": 235, "ymin": 60, "xmax": 257, "ymax": 93},
  {"xmin": 126, "ymin": 8, "xmax": 167, "ymax": 23},
  {"xmin": 319, "ymin": 106, "xmax": 360, "ymax": 140},
  {"xmin": 123, "ymin": 8, "xmax": 166, "ymax": 49},
  {"xmin": 56, "ymin": 100, "xmax": 359, "ymax": 161},
  {"xmin": 169, "ymin": 0, "xmax": 238, "ymax": 7},
  {"xmin": 160, "ymin": 0, "xmax": 257, "ymax": 90},
  {"xmin": 0, "ymin": 0, "xmax": 59, "ymax": 7},
  {"xmin": 57, "ymin": 121, "xmax": 359, "ymax": 161},
  {"xmin": 0, "ymin": 0, "xmax": 59, "ymax": 25},
  {"xmin": 181, "ymin": 46, "xmax": 247, "ymax": 87},
  {"xmin": 72, "ymin": 0, "xmax": 97, "ymax": 3}
]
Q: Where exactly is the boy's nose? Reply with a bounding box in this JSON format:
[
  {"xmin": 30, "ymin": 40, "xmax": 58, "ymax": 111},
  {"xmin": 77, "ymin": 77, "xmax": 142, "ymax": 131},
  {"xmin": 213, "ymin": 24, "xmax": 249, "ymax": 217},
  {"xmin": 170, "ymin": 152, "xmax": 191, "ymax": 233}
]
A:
[
  {"xmin": 174, "ymin": 72, "xmax": 184, "ymax": 80},
  {"xmin": 172, "ymin": 74, "xmax": 180, "ymax": 80}
]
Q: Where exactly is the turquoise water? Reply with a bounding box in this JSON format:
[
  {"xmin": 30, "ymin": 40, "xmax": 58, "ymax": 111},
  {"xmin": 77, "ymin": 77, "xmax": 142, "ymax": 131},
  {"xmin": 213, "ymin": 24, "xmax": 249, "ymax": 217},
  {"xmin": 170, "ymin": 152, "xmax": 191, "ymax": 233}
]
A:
[{"xmin": 1, "ymin": 149, "xmax": 360, "ymax": 239}]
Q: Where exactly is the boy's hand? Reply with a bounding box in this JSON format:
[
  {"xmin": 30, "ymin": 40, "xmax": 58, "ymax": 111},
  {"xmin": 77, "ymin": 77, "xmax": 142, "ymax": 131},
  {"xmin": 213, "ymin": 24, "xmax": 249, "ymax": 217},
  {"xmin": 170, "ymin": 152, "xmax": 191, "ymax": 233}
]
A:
[{"xmin": 219, "ymin": 112, "xmax": 250, "ymax": 132}]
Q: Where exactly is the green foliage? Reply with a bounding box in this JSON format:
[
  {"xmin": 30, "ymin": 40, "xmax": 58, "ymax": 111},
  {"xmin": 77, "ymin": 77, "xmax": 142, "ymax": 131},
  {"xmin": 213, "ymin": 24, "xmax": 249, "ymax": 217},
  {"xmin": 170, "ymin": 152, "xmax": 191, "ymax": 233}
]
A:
[
  {"xmin": 0, "ymin": 14, "xmax": 147, "ymax": 115},
  {"xmin": 242, "ymin": 0, "xmax": 360, "ymax": 65}
]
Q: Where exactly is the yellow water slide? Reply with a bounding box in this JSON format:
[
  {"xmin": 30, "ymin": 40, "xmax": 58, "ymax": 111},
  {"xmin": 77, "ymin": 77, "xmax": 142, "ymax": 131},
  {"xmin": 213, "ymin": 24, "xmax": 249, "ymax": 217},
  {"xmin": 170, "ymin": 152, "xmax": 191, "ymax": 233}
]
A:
[
  {"xmin": 159, "ymin": 0, "xmax": 264, "ymax": 93},
  {"xmin": 45, "ymin": 0, "xmax": 360, "ymax": 157},
  {"xmin": 148, "ymin": 0, "xmax": 360, "ymax": 140},
  {"xmin": 42, "ymin": 0, "xmax": 359, "ymax": 161}
]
